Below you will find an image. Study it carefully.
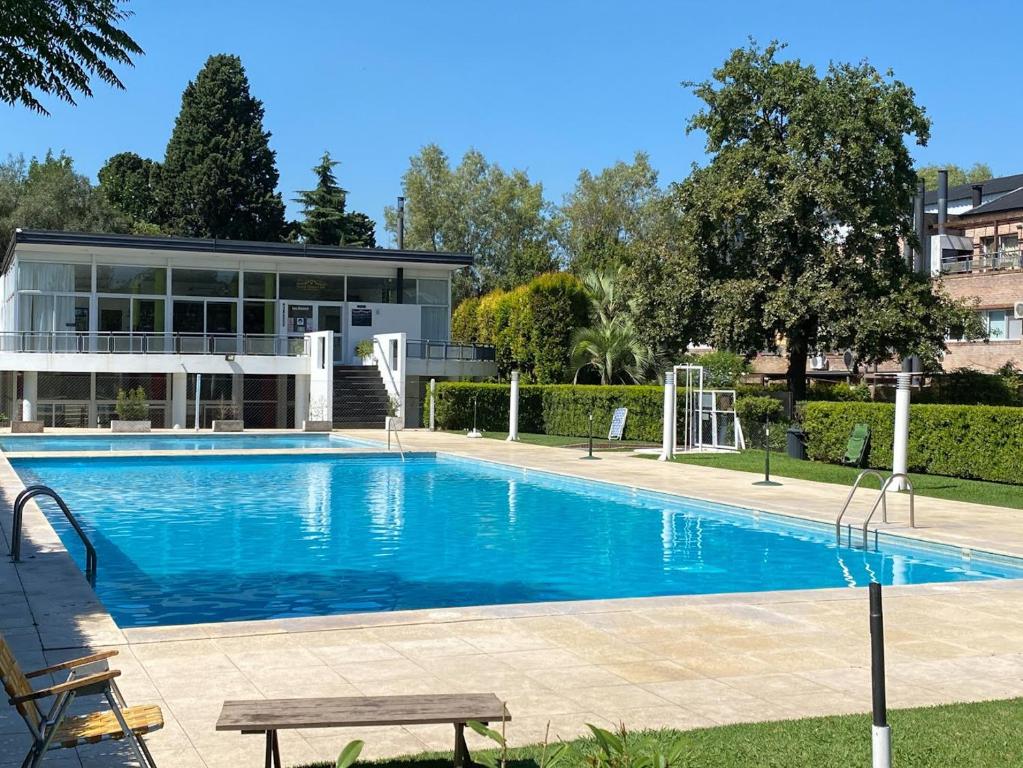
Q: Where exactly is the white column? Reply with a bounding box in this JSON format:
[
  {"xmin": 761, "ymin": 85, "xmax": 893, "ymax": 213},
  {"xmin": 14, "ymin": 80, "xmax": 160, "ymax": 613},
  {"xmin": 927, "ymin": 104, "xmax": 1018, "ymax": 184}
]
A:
[
  {"xmin": 506, "ymin": 370, "xmax": 520, "ymax": 442},
  {"xmin": 294, "ymin": 373, "xmax": 311, "ymax": 426},
  {"xmin": 892, "ymin": 372, "xmax": 911, "ymax": 491},
  {"xmin": 658, "ymin": 370, "xmax": 675, "ymax": 461},
  {"xmin": 171, "ymin": 372, "xmax": 187, "ymax": 429},
  {"xmin": 428, "ymin": 378, "xmax": 436, "ymax": 431},
  {"xmin": 21, "ymin": 371, "xmax": 38, "ymax": 422}
]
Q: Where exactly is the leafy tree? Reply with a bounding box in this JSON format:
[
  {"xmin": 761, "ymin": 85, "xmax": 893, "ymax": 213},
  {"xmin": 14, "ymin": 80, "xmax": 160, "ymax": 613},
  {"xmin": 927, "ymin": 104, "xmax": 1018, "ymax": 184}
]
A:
[
  {"xmin": 0, "ymin": 151, "xmax": 127, "ymax": 247},
  {"xmin": 384, "ymin": 145, "xmax": 556, "ymax": 302},
  {"xmin": 97, "ymin": 151, "xmax": 160, "ymax": 228},
  {"xmin": 679, "ymin": 41, "xmax": 977, "ymax": 400},
  {"xmin": 295, "ymin": 152, "xmax": 376, "ymax": 247},
  {"xmin": 159, "ymin": 54, "xmax": 285, "ymax": 241},
  {"xmin": 0, "ymin": 0, "xmax": 143, "ymax": 114},
  {"xmin": 557, "ymin": 152, "xmax": 663, "ymax": 273},
  {"xmin": 916, "ymin": 163, "xmax": 993, "ymax": 190}
]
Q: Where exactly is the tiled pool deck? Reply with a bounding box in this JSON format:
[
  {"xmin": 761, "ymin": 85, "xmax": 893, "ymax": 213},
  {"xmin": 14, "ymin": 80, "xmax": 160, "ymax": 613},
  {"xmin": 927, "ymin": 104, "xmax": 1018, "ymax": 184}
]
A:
[{"xmin": 2, "ymin": 429, "xmax": 1023, "ymax": 767}]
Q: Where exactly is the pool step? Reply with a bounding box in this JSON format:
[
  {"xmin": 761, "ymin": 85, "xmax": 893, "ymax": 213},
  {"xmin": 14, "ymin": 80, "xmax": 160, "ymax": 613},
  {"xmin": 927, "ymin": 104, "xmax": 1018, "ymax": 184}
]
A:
[{"xmin": 333, "ymin": 366, "xmax": 391, "ymax": 429}]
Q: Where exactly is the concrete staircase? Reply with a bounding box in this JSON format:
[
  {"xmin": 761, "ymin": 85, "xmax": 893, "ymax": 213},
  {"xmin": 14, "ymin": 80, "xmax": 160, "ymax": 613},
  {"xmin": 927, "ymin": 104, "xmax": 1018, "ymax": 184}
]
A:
[{"xmin": 333, "ymin": 365, "xmax": 391, "ymax": 429}]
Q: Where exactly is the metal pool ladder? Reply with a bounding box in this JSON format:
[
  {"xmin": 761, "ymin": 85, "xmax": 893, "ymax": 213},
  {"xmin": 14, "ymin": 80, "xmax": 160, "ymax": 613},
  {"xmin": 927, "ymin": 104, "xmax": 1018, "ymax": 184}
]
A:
[
  {"xmin": 385, "ymin": 416, "xmax": 406, "ymax": 461},
  {"xmin": 10, "ymin": 485, "xmax": 97, "ymax": 587},
  {"xmin": 835, "ymin": 470, "xmax": 916, "ymax": 549}
]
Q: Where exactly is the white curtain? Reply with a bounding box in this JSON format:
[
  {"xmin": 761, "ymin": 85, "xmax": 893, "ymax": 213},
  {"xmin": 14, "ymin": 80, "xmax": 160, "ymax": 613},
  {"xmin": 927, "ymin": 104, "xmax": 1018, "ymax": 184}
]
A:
[{"xmin": 20, "ymin": 263, "xmax": 77, "ymax": 292}]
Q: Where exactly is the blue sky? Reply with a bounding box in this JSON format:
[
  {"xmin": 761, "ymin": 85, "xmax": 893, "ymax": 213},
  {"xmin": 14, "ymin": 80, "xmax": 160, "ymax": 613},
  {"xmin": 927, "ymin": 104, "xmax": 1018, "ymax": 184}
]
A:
[{"xmin": 2, "ymin": 0, "xmax": 1019, "ymax": 245}]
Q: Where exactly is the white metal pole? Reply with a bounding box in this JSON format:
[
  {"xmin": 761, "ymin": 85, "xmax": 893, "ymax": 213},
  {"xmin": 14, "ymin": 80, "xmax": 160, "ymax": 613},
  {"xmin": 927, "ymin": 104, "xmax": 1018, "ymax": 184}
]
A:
[
  {"xmin": 194, "ymin": 373, "xmax": 202, "ymax": 432},
  {"xmin": 892, "ymin": 372, "xmax": 911, "ymax": 490},
  {"xmin": 429, "ymin": 378, "xmax": 436, "ymax": 431},
  {"xmin": 872, "ymin": 725, "xmax": 892, "ymax": 768},
  {"xmin": 507, "ymin": 370, "xmax": 520, "ymax": 442},
  {"xmin": 659, "ymin": 371, "xmax": 675, "ymax": 461}
]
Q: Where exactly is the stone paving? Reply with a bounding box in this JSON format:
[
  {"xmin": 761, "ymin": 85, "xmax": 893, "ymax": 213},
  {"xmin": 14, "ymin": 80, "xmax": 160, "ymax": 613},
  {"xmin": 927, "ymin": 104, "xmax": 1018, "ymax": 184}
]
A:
[{"xmin": 2, "ymin": 428, "xmax": 1023, "ymax": 767}]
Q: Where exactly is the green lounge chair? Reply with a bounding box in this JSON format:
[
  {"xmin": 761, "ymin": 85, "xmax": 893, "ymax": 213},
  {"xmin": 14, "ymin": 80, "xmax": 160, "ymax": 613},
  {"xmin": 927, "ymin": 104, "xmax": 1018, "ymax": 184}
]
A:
[{"xmin": 842, "ymin": 423, "xmax": 870, "ymax": 467}]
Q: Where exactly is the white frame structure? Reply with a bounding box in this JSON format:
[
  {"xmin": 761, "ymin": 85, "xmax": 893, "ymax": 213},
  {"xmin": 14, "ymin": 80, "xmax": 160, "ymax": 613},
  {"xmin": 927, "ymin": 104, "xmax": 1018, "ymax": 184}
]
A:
[{"xmin": 660, "ymin": 364, "xmax": 739, "ymax": 459}]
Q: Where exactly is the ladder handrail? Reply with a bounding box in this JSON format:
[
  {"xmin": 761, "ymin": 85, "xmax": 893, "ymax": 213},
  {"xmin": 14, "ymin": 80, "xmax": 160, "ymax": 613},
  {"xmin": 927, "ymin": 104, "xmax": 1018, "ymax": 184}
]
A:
[
  {"xmin": 385, "ymin": 416, "xmax": 405, "ymax": 461},
  {"xmin": 11, "ymin": 485, "xmax": 97, "ymax": 587},
  {"xmin": 835, "ymin": 469, "xmax": 888, "ymax": 540},
  {"xmin": 860, "ymin": 473, "xmax": 915, "ymax": 548}
]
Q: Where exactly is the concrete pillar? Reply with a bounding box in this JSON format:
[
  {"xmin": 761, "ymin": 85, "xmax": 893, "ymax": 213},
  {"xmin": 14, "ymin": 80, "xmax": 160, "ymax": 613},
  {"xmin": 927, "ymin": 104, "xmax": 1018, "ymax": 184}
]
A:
[
  {"xmin": 294, "ymin": 373, "xmax": 310, "ymax": 426},
  {"xmin": 171, "ymin": 372, "xmax": 187, "ymax": 429},
  {"xmin": 21, "ymin": 371, "xmax": 37, "ymax": 422},
  {"xmin": 892, "ymin": 372, "xmax": 911, "ymax": 491},
  {"xmin": 658, "ymin": 371, "xmax": 675, "ymax": 461},
  {"xmin": 506, "ymin": 370, "xmax": 520, "ymax": 442}
]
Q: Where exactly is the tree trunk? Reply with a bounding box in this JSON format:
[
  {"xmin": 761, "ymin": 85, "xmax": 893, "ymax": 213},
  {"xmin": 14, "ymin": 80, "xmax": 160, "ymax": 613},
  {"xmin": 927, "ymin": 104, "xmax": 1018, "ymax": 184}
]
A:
[{"xmin": 787, "ymin": 337, "xmax": 808, "ymax": 402}]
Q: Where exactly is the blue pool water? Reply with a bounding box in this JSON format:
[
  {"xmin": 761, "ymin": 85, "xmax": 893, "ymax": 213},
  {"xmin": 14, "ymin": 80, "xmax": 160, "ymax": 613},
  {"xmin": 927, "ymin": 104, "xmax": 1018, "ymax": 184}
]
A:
[
  {"xmin": 0, "ymin": 433, "xmax": 367, "ymax": 452},
  {"xmin": 12, "ymin": 454, "xmax": 1023, "ymax": 627}
]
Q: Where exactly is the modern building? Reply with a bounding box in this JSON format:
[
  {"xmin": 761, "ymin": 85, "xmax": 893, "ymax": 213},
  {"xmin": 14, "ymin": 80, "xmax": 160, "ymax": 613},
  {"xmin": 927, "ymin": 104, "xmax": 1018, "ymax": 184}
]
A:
[{"xmin": 0, "ymin": 230, "xmax": 496, "ymax": 428}]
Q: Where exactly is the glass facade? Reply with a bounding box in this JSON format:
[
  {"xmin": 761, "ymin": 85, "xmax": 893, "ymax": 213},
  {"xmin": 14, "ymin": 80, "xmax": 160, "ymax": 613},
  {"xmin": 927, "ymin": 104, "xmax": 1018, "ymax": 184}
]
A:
[
  {"xmin": 347, "ymin": 276, "xmax": 397, "ymax": 303},
  {"xmin": 173, "ymin": 269, "xmax": 239, "ymax": 298},
  {"xmin": 279, "ymin": 274, "xmax": 345, "ymax": 301},
  {"xmin": 97, "ymin": 266, "xmax": 166, "ymax": 294}
]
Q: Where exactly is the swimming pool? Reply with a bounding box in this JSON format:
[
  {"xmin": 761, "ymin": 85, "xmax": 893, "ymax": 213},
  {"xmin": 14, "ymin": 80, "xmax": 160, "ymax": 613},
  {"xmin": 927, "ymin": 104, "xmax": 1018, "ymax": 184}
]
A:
[
  {"xmin": 12, "ymin": 453, "xmax": 1023, "ymax": 627},
  {"xmin": 0, "ymin": 433, "xmax": 369, "ymax": 452}
]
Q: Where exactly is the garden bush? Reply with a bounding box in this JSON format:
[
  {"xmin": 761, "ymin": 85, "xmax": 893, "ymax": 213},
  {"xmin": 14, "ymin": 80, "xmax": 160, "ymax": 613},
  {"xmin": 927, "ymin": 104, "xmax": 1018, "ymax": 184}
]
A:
[
  {"xmin": 802, "ymin": 401, "xmax": 1023, "ymax": 484},
  {"xmin": 430, "ymin": 382, "xmax": 780, "ymax": 445}
]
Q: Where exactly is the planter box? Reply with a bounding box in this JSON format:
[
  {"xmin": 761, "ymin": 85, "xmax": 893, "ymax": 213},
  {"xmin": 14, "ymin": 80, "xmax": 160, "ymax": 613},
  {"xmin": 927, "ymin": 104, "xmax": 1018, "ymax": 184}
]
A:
[
  {"xmin": 212, "ymin": 419, "xmax": 244, "ymax": 432},
  {"xmin": 111, "ymin": 420, "xmax": 151, "ymax": 433},
  {"xmin": 303, "ymin": 420, "xmax": 333, "ymax": 432},
  {"xmin": 11, "ymin": 420, "xmax": 44, "ymax": 433}
]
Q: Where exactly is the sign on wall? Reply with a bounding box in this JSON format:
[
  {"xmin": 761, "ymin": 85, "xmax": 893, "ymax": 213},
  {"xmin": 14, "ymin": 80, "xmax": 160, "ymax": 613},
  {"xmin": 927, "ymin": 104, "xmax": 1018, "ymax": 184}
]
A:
[{"xmin": 351, "ymin": 307, "xmax": 372, "ymax": 327}]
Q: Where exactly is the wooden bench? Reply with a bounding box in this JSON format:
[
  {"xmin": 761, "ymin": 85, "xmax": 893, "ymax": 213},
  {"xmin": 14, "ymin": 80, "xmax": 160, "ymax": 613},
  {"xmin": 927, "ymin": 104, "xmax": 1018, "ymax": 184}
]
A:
[{"xmin": 216, "ymin": 693, "xmax": 510, "ymax": 768}]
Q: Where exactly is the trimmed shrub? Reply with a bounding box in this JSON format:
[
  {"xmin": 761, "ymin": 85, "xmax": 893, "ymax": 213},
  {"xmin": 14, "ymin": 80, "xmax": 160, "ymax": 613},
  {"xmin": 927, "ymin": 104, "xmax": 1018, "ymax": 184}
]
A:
[
  {"xmin": 430, "ymin": 382, "xmax": 663, "ymax": 441},
  {"xmin": 802, "ymin": 401, "xmax": 1023, "ymax": 484},
  {"xmin": 114, "ymin": 387, "xmax": 149, "ymax": 421}
]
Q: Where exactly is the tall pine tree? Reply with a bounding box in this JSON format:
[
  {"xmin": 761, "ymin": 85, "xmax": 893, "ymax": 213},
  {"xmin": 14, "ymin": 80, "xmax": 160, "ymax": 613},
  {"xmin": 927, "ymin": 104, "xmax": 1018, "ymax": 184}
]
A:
[
  {"xmin": 295, "ymin": 151, "xmax": 376, "ymax": 247},
  {"xmin": 159, "ymin": 54, "xmax": 285, "ymax": 241}
]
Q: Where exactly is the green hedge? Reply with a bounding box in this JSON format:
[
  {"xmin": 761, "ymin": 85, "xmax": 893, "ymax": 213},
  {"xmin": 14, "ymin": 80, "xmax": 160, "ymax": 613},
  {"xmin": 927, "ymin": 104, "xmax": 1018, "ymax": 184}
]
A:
[
  {"xmin": 802, "ymin": 401, "xmax": 1023, "ymax": 484},
  {"xmin": 429, "ymin": 382, "xmax": 667, "ymax": 442}
]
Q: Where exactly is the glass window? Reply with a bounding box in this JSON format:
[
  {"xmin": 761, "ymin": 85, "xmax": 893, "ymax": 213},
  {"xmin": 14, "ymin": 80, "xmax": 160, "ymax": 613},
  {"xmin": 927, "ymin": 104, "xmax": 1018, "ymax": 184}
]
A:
[
  {"xmin": 347, "ymin": 276, "xmax": 396, "ymax": 303},
  {"xmin": 172, "ymin": 269, "xmax": 238, "ymax": 298},
  {"xmin": 19, "ymin": 294, "xmax": 53, "ymax": 332},
  {"xmin": 279, "ymin": 273, "xmax": 345, "ymax": 301},
  {"xmin": 401, "ymin": 280, "xmax": 417, "ymax": 304},
  {"xmin": 417, "ymin": 278, "xmax": 448, "ymax": 306},
  {"xmin": 132, "ymin": 299, "xmax": 165, "ymax": 333},
  {"xmin": 97, "ymin": 265, "xmax": 166, "ymax": 295},
  {"xmin": 98, "ymin": 297, "xmax": 130, "ymax": 332},
  {"xmin": 987, "ymin": 310, "xmax": 1008, "ymax": 340},
  {"xmin": 243, "ymin": 271, "xmax": 276, "ymax": 299},
  {"xmin": 173, "ymin": 300, "xmax": 204, "ymax": 333},
  {"xmin": 421, "ymin": 306, "xmax": 449, "ymax": 341},
  {"xmin": 19, "ymin": 262, "xmax": 91, "ymax": 292},
  {"xmin": 244, "ymin": 301, "xmax": 274, "ymax": 334},
  {"xmin": 206, "ymin": 302, "xmax": 237, "ymax": 334}
]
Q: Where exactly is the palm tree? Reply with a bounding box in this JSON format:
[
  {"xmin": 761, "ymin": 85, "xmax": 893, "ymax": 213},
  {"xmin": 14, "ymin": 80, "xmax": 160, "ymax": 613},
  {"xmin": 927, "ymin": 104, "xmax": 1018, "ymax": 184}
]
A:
[
  {"xmin": 571, "ymin": 314, "xmax": 653, "ymax": 384},
  {"xmin": 580, "ymin": 265, "xmax": 630, "ymax": 325}
]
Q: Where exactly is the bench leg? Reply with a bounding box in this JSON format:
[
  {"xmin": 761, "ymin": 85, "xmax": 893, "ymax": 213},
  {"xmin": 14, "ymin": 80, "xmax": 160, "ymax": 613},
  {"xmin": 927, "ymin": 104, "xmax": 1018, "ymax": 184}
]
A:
[
  {"xmin": 264, "ymin": 730, "xmax": 282, "ymax": 768},
  {"xmin": 453, "ymin": 722, "xmax": 472, "ymax": 768}
]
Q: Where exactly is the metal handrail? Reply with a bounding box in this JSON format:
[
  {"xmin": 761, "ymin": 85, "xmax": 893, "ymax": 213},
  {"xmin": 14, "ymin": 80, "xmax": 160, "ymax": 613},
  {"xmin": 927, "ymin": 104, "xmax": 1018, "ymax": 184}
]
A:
[
  {"xmin": 405, "ymin": 338, "xmax": 497, "ymax": 362},
  {"xmin": 860, "ymin": 474, "xmax": 915, "ymax": 549},
  {"xmin": 835, "ymin": 469, "xmax": 888, "ymax": 541},
  {"xmin": 385, "ymin": 416, "xmax": 405, "ymax": 461},
  {"xmin": 11, "ymin": 485, "xmax": 97, "ymax": 587},
  {"xmin": 0, "ymin": 331, "xmax": 309, "ymax": 357}
]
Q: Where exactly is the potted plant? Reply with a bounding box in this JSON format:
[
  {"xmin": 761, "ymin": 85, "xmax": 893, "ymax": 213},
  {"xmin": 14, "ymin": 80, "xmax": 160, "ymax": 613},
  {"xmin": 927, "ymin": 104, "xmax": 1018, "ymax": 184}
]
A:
[
  {"xmin": 355, "ymin": 338, "xmax": 376, "ymax": 366},
  {"xmin": 303, "ymin": 396, "xmax": 332, "ymax": 432},
  {"xmin": 111, "ymin": 387, "xmax": 151, "ymax": 432},
  {"xmin": 211, "ymin": 396, "xmax": 244, "ymax": 432}
]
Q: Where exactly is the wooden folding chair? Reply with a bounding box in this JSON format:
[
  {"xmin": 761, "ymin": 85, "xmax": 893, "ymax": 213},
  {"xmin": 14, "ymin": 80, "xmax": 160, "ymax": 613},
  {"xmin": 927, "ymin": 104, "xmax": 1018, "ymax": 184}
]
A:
[{"xmin": 0, "ymin": 632, "xmax": 162, "ymax": 768}]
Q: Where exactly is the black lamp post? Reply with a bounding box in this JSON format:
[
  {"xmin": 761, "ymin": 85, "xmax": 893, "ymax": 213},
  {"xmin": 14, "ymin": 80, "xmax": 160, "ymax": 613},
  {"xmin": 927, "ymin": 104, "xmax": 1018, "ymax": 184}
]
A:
[
  {"xmin": 753, "ymin": 416, "xmax": 781, "ymax": 486},
  {"xmin": 580, "ymin": 407, "xmax": 600, "ymax": 460}
]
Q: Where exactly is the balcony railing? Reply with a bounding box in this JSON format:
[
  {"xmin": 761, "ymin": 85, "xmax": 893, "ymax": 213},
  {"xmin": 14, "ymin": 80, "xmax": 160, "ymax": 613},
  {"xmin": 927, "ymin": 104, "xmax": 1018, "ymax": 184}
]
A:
[
  {"xmin": 405, "ymin": 339, "xmax": 497, "ymax": 362},
  {"xmin": 941, "ymin": 249, "xmax": 1023, "ymax": 274},
  {"xmin": 0, "ymin": 332, "xmax": 309, "ymax": 356}
]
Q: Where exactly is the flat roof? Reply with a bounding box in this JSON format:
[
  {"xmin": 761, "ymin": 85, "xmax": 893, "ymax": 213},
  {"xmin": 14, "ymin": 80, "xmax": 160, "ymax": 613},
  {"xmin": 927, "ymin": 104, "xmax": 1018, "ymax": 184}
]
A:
[{"xmin": 3, "ymin": 229, "xmax": 474, "ymax": 273}]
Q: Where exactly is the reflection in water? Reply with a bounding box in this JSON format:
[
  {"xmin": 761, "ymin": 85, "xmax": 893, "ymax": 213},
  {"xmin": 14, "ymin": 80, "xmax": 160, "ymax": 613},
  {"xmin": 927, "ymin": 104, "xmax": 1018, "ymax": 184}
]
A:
[
  {"xmin": 507, "ymin": 478, "xmax": 518, "ymax": 526},
  {"xmin": 298, "ymin": 461, "xmax": 332, "ymax": 537},
  {"xmin": 366, "ymin": 465, "xmax": 404, "ymax": 537}
]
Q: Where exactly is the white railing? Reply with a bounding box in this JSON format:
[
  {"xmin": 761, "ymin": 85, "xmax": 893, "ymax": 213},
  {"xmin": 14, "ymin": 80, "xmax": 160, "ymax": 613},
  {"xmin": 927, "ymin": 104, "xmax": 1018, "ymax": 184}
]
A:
[
  {"xmin": 0, "ymin": 332, "xmax": 309, "ymax": 356},
  {"xmin": 941, "ymin": 249, "xmax": 1023, "ymax": 274}
]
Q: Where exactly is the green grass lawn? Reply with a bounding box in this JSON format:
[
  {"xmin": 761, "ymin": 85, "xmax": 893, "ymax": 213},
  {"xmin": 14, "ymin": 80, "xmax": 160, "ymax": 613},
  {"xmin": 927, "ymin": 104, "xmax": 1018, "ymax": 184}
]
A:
[
  {"xmin": 302, "ymin": 698, "xmax": 1023, "ymax": 767},
  {"xmin": 657, "ymin": 449, "xmax": 1023, "ymax": 510},
  {"xmin": 444, "ymin": 430, "xmax": 653, "ymax": 451}
]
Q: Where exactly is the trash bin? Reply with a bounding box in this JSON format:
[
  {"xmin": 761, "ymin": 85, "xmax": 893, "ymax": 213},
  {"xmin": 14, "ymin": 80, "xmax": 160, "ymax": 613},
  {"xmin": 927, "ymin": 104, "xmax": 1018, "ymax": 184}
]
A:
[{"xmin": 786, "ymin": 426, "xmax": 806, "ymax": 460}]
